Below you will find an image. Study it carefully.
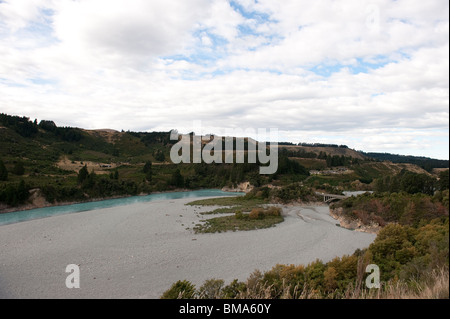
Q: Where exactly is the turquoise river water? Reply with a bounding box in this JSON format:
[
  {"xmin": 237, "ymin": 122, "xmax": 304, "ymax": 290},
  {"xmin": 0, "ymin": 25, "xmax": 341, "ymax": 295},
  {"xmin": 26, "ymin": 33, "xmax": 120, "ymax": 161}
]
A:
[{"xmin": 0, "ymin": 189, "xmax": 243, "ymax": 226}]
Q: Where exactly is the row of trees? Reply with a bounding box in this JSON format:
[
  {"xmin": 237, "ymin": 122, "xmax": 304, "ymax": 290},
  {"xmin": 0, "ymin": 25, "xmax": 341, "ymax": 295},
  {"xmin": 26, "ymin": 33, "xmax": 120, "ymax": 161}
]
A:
[
  {"xmin": 0, "ymin": 113, "xmax": 38, "ymax": 138},
  {"xmin": 0, "ymin": 114, "xmax": 84, "ymax": 142},
  {"xmin": 298, "ymin": 142, "xmax": 349, "ymax": 148}
]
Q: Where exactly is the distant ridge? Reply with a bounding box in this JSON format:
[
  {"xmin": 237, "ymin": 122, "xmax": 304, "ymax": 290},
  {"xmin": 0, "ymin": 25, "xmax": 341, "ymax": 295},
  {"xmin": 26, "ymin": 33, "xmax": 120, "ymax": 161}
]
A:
[
  {"xmin": 0, "ymin": 112, "xmax": 448, "ymax": 170},
  {"xmin": 361, "ymin": 152, "xmax": 449, "ymax": 170}
]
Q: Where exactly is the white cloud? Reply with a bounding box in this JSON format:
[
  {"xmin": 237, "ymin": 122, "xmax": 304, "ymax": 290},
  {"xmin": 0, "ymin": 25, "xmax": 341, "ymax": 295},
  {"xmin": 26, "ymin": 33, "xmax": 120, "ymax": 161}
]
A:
[{"xmin": 0, "ymin": 0, "xmax": 448, "ymax": 159}]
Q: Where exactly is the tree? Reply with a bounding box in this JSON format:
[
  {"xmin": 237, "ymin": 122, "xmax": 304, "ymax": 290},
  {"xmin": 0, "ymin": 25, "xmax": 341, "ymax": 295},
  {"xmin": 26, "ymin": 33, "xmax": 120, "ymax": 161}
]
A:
[
  {"xmin": 438, "ymin": 170, "xmax": 449, "ymax": 191},
  {"xmin": 77, "ymin": 165, "xmax": 89, "ymax": 184},
  {"xmin": 154, "ymin": 150, "xmax": 165, "ymax": 162},
  {"xmin": 171, "ymin": 169, "xmax": 184, "ymax": 188},
  {"xmin": 143, "ymin": 161, "xmax": 152, "ymax": 181},
  {"xmin": 17, "ymin": 179, "xmax": 29, "ymax": 202},
  {"xmin": 12, "ymin": 161, "xmax": 25, "ymax": 176},
  {"xmin": 85, "ymin": 170, "xmax": 96, "ymax": 188},
  {"xmin": 324, "ymin": 267, "xmax": 338, "ymax": 292},
  {"xmin": 0, "ymin": 159, "xmax": 8, "ymax": 181}
]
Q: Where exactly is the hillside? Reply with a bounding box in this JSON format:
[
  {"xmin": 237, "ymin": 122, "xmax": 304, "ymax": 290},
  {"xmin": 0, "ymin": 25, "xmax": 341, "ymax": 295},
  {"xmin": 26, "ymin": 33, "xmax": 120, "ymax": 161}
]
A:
[
  {"xmin": 1, "ymin": 113, "xmax": 448, "ymax": 212},
  {"xmin": 361, "ymin": 152, "xmax": 449, "ymax": 171},
  {"xmin": 280, "ymin": 144, "xmax": 366, "ymax": 160}
]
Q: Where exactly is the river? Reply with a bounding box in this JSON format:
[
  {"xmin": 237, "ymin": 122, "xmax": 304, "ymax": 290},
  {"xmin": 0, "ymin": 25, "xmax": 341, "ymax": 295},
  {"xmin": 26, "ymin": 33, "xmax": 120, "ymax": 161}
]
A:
[{"xmin": 0, "ymin": 189, "xmax": 243, "ymax": 226}]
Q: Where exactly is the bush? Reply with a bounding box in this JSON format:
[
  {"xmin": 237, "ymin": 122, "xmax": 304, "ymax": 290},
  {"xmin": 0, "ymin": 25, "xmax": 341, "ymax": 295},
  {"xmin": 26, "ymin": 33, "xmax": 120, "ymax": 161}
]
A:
[
  {"xmin": 222, "ymin": 279, "xmax": 246, "ymax": 299},
  {"xmin": 249, "ymin": 208, "xmax": 265, "ymax": 220},
  {"xmin": 234, "ymin": 210, "xmax": 245, "ymax": 220},
  {"xmin": 198, "ymin": 279, "xmax": 224, "ymax": 299},
  {"xmin": 249, "ymin": 207, "xmax": 281, "ymax": 219},
  {"xmin": 12, "ymin": 161, "xmax": 25, "ymax": 176},
  {"xmin": 0, "ymin": 180, "xmax": 30, "ymax": 206},
  {"xmin": 266, "ymin": 206, "xmax": 281, "ymax": 217},
  {"xmin": 160, "ymin": 280, "xmax": 196, "ymax": 299}
]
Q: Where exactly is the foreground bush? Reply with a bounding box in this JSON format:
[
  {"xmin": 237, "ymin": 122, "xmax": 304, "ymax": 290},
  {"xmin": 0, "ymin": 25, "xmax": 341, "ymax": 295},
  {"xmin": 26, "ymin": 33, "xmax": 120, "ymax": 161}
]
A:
[{"xmin": 160, "ymin": 280, "xmax": 196, "ymax": 299}]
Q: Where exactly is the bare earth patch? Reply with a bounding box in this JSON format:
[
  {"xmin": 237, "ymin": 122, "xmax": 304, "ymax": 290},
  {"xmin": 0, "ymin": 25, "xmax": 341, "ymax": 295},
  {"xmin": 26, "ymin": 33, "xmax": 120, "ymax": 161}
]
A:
[{"xmin": 57, "ymin": 156, "xmax": 118, "ymax": 175}]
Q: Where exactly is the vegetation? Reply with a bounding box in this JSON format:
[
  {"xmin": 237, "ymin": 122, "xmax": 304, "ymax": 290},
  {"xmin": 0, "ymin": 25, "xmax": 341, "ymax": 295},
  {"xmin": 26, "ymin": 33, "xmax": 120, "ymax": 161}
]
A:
[
  {"xmin": 160, "ymin": 280, "xmax": 196, "ymax": 299},
  {"xmin": 332, "ymin": 191, "xmax": 448, "ymax": 227},
  {"xmin": 0, "ymin": 159, "xmax": 8, "ymax": 181},
  {"xmin": 362, "ymin": 152, "xmax": 449, "ymax": 172},
  {"xmin": 193, "ymin": 206, "xmax": 283, "ymax": 233},
  {"xmin": 1, "ymin": 112, "xmax": 449, "ymax": 299},
  {"xmin": 143, "ymin": 161, "xmax": 152, "ymax": 182},
  {"xmin": 188, "ymin": 196, "xmax": 266, "ymax": 215},
  {"xmin": 193, "ymin": 212, "xmax": 283, "ymax": 233},
  {"xmin": 164, "ymin": 166, "xmax": 449, "ymax": 299},
  {"xmin": 331, "ymin": 169, "xmax": 449, "ymax": 229},
  {"xmin": 162, "ymin": 218, "xmax": 448, "ymax": 299},
  {"xmin": 0, "ymin": 180, "xmax": 29, "ymax": 207},
  {"xmin": 374, "ymin": 170, "xmax": 439, "ymax": 195},
  {"xmin": 187, "ymin": 195, "xmax": 283, "ymax": 233}
]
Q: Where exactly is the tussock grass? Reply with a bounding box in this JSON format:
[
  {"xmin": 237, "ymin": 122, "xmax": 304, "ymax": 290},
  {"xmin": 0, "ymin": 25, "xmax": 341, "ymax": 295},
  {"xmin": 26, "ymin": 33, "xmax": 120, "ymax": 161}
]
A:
[{"xmin": 162, "ymin": 267, "xmax": 449, "ymax": 299}]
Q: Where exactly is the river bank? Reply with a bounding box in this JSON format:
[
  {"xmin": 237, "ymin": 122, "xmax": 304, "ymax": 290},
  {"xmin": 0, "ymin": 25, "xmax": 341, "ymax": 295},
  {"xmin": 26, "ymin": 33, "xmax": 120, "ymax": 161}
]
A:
[{"xmin": 329, "ymin": 207, "xmax": 382, "ymax": 234}]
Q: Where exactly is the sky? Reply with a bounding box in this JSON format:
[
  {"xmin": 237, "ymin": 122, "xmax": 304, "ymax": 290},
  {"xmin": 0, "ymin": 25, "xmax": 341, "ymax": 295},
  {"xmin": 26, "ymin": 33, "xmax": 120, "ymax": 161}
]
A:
[{"xmin": 0, "ymin": 0, "xmax": 448, "ymax": 160}]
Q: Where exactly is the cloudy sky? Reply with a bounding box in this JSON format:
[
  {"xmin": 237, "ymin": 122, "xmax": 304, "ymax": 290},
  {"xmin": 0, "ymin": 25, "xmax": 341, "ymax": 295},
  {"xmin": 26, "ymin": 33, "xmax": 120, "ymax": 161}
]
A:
[{"xmin": 0, "ymin": 0, "xmax": 448, "ymax": 159}]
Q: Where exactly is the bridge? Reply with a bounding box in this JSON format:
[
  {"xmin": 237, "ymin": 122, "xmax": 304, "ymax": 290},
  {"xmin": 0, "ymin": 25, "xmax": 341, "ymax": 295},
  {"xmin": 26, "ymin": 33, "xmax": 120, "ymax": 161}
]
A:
[{"xmin": 315, "ymin": 192, "xmax": 349, "ymax": 203}]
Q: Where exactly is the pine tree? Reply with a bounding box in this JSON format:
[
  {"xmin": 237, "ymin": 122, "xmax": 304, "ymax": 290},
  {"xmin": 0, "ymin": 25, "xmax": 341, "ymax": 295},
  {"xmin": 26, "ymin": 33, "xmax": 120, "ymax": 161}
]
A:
[
  {"xmin": 77, "ymin": 165, "xmax": 89, "ymax": 184},
  {"xmin": 143, "ymin": 161, "xmax": 152, "ymax": 182},
  {"xmin": 171, "ymin": 169, "xmax": 184, "ymax": 188}
]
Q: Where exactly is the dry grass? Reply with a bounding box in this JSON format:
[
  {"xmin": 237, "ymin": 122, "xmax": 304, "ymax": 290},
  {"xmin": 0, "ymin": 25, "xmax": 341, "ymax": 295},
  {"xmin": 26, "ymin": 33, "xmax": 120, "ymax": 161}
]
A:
[
  {"xmin": 358, "ymin": 268, "xmax": 449, "ymax": 299},
  {"xmin": 234, "ymin": 267, "xmax": 449, "ymax": 300}
]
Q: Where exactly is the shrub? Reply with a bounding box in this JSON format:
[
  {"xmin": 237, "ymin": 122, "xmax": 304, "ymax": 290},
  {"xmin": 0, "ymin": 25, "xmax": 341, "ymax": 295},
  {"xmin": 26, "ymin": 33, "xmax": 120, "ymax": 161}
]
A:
[
  {"xmin": 12, "ymin": 161, "xmax": 25, "ymax": 176},
  {"xmin": 249, "ymin": 207, "xmax": 281, "ymax": 219},
  {"xmin": 249, "ymin": 208, "xmax": 265, "ymax": 220},
  {"xmin": 234, "ymin": 210, "xmax": 245, "ymax": 220},
  {"xmin": 160, "ymin": 280, "xmax": 196, "ymax": 299},
  {"xmin": 222, "ymin": 279, "xmax": 246, "ymax": 299},
  {"xmin": 266, "ymin": 206, "xmax": 281, "ymax": 217},
  {"xmin": 198, "ymin": 279, "xmax": 224, "ymax": 299}
]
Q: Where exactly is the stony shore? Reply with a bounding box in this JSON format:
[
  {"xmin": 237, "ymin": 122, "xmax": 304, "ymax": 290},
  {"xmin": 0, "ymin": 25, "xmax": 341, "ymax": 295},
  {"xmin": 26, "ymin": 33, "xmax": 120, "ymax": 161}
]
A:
[{"xmin": 0, "ymin": 197, "xmax": 376, "ymax": 298}]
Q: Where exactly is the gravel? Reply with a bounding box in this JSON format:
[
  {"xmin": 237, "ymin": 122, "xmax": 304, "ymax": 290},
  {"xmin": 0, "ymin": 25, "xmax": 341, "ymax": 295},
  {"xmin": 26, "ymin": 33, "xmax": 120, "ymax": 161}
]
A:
[{"xmin": 0, "ymin": 198, "xmax": 376, "ymax": 299}]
